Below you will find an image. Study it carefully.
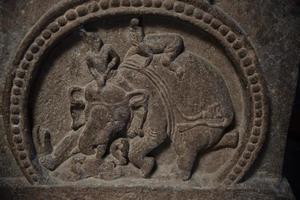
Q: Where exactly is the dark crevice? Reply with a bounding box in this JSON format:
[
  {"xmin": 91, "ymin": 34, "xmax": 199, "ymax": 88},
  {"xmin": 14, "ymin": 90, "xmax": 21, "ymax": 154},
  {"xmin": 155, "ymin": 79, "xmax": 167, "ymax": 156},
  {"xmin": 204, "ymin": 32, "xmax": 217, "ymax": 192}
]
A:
[{"xmin": 284, "ymin": 64, "xmax": 300, "ymax": 199}]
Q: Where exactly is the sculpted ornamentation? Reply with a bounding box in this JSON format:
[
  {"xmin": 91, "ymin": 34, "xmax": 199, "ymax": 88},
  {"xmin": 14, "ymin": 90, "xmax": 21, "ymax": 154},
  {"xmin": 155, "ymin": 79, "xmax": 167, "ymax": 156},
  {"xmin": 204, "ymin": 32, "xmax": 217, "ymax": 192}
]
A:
[
  {"xmin": 35, "ymin": 19, "xmax": 237, "ymax": 181},
  {"xmin": 4, "ymin": 0, "xmax": 268, "ymax": 186}
]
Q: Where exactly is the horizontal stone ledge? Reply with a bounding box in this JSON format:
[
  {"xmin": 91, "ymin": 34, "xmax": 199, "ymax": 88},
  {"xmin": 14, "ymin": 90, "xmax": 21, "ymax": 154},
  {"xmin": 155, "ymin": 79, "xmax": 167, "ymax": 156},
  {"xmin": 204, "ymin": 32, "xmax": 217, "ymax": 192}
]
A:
[{"xmin": 0, "ymin": 177, "xmax": 294, "ymax": 200}]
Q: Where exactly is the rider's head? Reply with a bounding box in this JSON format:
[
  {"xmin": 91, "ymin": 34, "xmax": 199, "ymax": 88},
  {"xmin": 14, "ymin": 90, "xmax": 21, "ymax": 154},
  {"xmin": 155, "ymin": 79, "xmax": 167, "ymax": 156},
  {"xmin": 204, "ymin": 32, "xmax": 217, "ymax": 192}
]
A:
[{"xmin": 130, "ymin": 18, "xmax": 140, "ymax": 28}]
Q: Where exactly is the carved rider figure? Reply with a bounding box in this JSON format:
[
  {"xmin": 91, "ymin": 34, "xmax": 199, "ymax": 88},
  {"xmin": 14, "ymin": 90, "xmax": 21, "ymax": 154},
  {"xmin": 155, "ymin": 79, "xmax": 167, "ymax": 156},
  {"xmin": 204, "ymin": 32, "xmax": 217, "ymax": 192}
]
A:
[
  {"xmin": 39, "ymin": 30, "xmax": 149, "ymax": 171},
  {"xmin": 125, "ymin": 18, "xmax": 184, "ymax": 76}
]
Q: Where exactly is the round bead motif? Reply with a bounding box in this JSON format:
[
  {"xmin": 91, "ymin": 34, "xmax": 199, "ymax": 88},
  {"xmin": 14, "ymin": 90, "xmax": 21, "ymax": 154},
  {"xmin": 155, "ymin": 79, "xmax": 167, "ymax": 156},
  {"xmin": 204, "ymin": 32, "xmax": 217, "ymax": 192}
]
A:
[
  {"xmin": 76, "ymin": 5, "xmax": 88, "ymax": 16},
  {"xmin": 57, "ymin": 17, "xmax": 67, "ymax": 26},
  {"xmin": 65, "ymin": 10, "xmax": 77, "ymax": 20},
  {"xmin": 163, "ymin": 0, "xmax": 174, "ymax": 10},
  {"xmin": 174, "ymin": 1, "xmax": 185, "ymax": 13}
]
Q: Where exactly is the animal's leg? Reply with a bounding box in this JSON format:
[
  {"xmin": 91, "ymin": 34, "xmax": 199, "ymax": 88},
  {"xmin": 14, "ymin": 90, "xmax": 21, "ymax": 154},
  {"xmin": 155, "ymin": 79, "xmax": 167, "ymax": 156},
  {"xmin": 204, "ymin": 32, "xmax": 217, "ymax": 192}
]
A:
[
  {"xmin": 174, "ymin": 127, "xmax": 223, "ymax": 181},
  {"xmin": 79, "ymin": 104, "xmax": 129, "ymax": 157},
  {"xmin": 176, "ymin": 146, "xmax": 198, "ymax": 181},
  {"xmin": 174, "ymin": 129, "xmax": 202, "ymax": 181},
  {"xmin": 128, "ymin": 129, "xmax": 167, "ymax": 177},
  {"xmin": 40, "ymin": 130, "xmax": 80, "ymax": 171},
  {"xmin": 78, "ymin": 105, "xmax": 111, "ymax": 155},
  {"xmin": 93, "ymin": 121, "xmax": 127, "ymax": 159}
]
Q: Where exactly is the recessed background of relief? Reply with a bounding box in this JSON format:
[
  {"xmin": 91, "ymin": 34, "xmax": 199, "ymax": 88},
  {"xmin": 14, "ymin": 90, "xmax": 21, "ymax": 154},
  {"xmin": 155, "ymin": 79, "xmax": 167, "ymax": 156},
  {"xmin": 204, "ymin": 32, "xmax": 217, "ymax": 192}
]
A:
[{"xmin": 3, "ymin": 0, "xmax": 268, "ymax": 187}]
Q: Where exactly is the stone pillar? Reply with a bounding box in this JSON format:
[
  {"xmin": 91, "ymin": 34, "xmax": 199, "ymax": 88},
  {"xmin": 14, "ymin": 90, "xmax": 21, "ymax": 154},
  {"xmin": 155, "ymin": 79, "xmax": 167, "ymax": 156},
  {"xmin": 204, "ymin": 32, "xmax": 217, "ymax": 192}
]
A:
[{"xmin": 0, "ymin": 0, "xmax": 299, "ymax": 199}]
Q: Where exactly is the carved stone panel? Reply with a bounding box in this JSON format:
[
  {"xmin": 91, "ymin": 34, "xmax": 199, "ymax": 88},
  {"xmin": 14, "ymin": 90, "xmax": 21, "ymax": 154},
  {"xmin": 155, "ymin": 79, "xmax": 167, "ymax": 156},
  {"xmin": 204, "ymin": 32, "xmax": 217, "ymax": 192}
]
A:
[{"xmin": 3, "ymin": 0, "xmax": 269, "ymax": 189}]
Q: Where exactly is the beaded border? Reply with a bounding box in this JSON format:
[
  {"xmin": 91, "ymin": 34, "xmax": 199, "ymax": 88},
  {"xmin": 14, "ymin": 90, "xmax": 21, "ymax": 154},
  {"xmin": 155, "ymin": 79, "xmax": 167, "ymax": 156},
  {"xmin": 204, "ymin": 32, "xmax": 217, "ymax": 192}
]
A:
[{"xmin": 6, "ymin": 0, "xmax": 268, "ymax": 185}]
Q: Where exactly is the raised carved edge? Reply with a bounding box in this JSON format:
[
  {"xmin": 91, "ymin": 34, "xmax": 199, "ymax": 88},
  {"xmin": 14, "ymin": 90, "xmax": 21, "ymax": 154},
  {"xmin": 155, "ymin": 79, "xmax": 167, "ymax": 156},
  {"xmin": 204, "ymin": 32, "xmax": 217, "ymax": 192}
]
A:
[{"xmin": 2, "ymin": 0, "xmax": 269, "ymax": 185}]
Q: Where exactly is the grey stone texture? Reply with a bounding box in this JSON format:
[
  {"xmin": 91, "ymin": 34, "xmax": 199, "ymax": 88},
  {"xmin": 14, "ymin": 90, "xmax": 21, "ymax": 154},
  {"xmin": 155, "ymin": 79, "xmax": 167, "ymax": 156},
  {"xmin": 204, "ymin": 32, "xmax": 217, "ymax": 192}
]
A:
[{"xmin": 0, "ymin": 0, "xmax": 299, "ymax": 199}]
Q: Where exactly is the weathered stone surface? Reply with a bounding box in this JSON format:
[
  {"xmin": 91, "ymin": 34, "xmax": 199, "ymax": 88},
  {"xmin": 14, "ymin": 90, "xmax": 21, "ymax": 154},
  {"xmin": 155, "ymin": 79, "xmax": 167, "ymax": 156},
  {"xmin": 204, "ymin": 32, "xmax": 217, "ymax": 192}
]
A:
[
  {"xmin": 0, "ymin": 178, "xmax": 295, "ymax": 200},
  {"xmin": 0, "ymin": 0, "xmax": 299, "ymax": 199}
]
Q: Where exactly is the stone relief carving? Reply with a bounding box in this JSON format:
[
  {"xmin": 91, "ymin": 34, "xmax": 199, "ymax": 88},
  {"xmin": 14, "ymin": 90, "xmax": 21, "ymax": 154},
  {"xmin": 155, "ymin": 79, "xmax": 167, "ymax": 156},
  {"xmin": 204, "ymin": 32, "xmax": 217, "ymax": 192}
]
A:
[
  {"xmin": 34, "ymin": 18, "xmax": 238, "ymax": 181},
  {"xmin": 3, "ymin": 0, "xmax": 268, "ymax": 186}
]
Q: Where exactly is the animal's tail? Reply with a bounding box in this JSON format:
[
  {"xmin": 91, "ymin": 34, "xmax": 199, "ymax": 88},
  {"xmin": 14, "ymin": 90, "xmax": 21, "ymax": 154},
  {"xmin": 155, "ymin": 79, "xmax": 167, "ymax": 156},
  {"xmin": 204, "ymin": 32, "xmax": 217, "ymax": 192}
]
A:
[{"xmin": 175, "ymin": 103, "xmax": 234, "ymax": 132}]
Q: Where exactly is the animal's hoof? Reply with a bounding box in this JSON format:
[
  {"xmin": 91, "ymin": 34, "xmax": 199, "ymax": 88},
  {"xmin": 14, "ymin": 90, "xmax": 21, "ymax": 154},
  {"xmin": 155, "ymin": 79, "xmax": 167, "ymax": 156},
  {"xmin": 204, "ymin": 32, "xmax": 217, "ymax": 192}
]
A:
[{"xmin": 141, "ymin": 157, "xmax": 155, "ymax": 178}]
